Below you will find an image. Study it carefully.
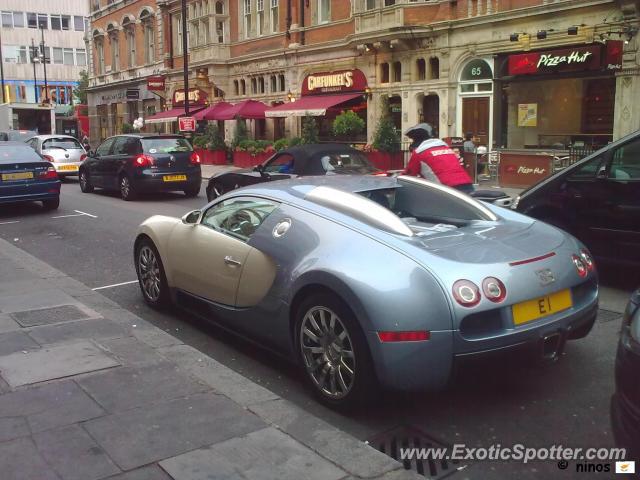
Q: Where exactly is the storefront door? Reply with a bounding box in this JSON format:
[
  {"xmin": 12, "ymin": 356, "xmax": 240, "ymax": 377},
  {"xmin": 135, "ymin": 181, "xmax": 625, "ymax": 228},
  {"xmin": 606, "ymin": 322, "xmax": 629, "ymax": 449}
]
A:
[{"xmin": 462, "ymin": 97, "xmax": 489, "ymax": 145}]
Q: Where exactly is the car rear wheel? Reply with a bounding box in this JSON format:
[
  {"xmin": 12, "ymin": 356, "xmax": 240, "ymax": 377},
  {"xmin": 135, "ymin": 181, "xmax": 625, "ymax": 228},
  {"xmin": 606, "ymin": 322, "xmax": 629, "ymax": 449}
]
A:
[
  {"xmin": 135, "ymin": 239, "xmax": 170, "ymax": 308},
  {"xmin": 42, "ymin": 197, "xmax": 60, "ymax": 210},
  {"xmin": 295, "ymin": 292, "xmax": 375, "ymax": 409},
  {"xmin": 119, "ymin": 175, "xmax": 136, "ymax": 201},
  {"xmin": 207, "ymin": 181, "xmax": 226, "ymax": 202},
  {"xmin": 79, "ymin": 170, "xmax": 94, "ymax": 193},
  {"xmin": 184, "ymin": 186, "xmax": 200, "ymax": 198}
]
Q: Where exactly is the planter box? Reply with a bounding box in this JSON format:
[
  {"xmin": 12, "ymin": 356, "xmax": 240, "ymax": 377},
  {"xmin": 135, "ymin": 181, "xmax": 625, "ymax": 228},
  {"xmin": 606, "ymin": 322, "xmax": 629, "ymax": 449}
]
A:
[
  {"xmin": 194, "ymin": 149, "xmax": 228, "ymax": 165},
  {"xmin": 233, "ymin": 151, "xmax": 272, "ymax": 168},
  {"xmin": 366, "ymin": 151, "xmax": 404, "ymax": 171}
]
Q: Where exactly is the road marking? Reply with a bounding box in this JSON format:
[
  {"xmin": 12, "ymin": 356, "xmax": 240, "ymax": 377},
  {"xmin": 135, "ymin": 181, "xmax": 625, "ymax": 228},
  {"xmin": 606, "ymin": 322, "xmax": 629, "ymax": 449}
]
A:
[
  {"xmin": 74, "ymin": 210, "xmax": 98, "ymax": 218},
  {"xmin": 51, "ymin": 213, "xmax": 85, "ymax": 219},
  {"xmin": 0, "ymin": 220, "xmax": 20, "ymax": 225},
  {"xmin": 92, "ymin": 280, "xmax": 138, "ymax": 291}
]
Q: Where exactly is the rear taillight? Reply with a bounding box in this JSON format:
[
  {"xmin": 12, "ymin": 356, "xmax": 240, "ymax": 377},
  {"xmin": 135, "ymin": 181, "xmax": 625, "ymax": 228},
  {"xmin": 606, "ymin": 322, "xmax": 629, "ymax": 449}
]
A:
[
  {"xmin": 135, "ymin": 154, "xmax": 154, "ymax": 167},
  {"xmin": 190, "ymin": 152, "xmax": 201, "ymax": 164},
  {"xmin": 452, "ymin": 280, "xmax": 481, "ymax": 307},
  {"xmin": 39, "ymin": 166, "xmax": 58, "ymax": 180},
  {"xmin": 482, "ymin": 277, "xmax": 507, "ymax": 303},
  {"xmin": 377, "ymin": 331, "xmax": 430, "ymax": 342},
  {"xmin": 371, "ymin": 171, "xmax": 387, "ymax": 176},
  {"xmin": 80, "ymin": 154, "xmax": 87, "ymax": 161},
  {"xmin": 42, "ymin": 154, "xmax": 55, "ymax": 162},
  {"xmin": 572, "ymin": 255, "xmax": 588, "ymax": 278},
  {"xmin": 579, "ymin": 248, "xmax": 595, "ymax": 272}
]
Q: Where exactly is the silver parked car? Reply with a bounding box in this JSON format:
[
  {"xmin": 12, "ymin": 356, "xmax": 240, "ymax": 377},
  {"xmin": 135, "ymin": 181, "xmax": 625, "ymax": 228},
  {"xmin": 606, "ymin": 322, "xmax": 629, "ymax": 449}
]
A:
[
  {"xmin": 25, "ymin": 135, "xmax": 87, "ymax": 177},
  {"xmin": 134, "ymin": 175, "xmax": 599, "ymax": 408}
]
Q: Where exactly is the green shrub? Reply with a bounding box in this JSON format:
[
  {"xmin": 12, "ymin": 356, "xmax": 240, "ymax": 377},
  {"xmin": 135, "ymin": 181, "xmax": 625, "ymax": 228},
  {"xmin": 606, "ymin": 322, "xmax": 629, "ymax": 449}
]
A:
[
  {"xmin": 332, "ymin": 110, "xmax": 365, "ymax": 139},
  {"xmin": 301, "ymin": 116, "xmax": 319, "ymax": 144},
  {"xmin": 289, "ymin": 137, "xmax": 303, "ymax": 147},
  {"xmin": 192, "ymin": 135, "xmax": 208, "ymax": 149},
  {"xmin": 372, "ymin": 98, "xmax": 400, "ymax": 153},
  {"xmin": 235, "ymin": 139, "xmax": 274, "ymax": 156},
  {"xmin": 273, "ymin": 138, "xmax": 289, "ymax": 151},
  {"xmin": 232, "ymin": 116, "xmax": 249, "ymax": 149},
  {"xmin": 204, "ymin": 123, "xmax": 226, "ymax": 151},
  {"xmin": 121, "ymin": 123, "xmax": 135, "ymax": 134}
]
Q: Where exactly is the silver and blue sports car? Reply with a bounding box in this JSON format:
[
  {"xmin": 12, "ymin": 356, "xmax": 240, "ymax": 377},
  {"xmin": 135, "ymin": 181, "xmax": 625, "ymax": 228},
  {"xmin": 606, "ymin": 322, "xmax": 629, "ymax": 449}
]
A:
[{"xmin": 134, "ymin": 175, "xmax": 598, "ymax": 408}]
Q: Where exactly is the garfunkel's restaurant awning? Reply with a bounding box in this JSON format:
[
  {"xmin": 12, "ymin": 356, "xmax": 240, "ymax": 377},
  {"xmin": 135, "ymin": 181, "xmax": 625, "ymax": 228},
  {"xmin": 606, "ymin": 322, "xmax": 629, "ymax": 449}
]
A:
[
  {"xmin": 193, "ymin": 102, "xmax": 233, "ymax": 121},
  {"xmin": 144, "ymin": 106, "xmax": 205, "ymax": 124},
  {"xmin": 210, "ymin": 100, "xmax": 269, "ymax": 120},
  {"xmin": 265, "ymin": 93, "xmax": 363, "ymax": 118}
]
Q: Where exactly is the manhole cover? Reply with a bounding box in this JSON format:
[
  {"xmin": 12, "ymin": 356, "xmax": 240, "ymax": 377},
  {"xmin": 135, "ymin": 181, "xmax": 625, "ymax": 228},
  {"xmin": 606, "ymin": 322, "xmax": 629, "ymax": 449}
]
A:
[
  {"xmin": 10, "ymin": 305, "xmax": 90, "ymax": 327},
  {"xmin": 368, "ymin": 425, "xmax": 462, "ymax": 478},
  {"xmin": 597, "ymin": 309, "xmax": 622, "ymax": 323}
]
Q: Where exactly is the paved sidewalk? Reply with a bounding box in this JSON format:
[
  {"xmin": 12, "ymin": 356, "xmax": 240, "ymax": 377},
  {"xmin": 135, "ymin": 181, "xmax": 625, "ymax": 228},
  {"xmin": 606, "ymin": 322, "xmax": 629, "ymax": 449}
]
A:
[
  {"xmin": 0, "ymin": 237, "xmax": 421, "ymax": 480},
  {"xmin": 201, "ymin": 164, "xmax": 240, "ymax": 180}
]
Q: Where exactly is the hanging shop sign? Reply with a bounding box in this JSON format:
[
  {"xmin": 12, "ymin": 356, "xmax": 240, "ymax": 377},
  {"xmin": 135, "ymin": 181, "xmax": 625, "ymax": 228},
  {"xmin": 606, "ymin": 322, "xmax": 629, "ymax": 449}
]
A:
[
  {"xmin": 126, "ymin": 89, "xmax": 140, "ymax": 100},
  {"xmin": 178, "ymin": 116, "xmax": 196, "ymax": 132},
  {"xmin": 147, "ymin": 76, "xmax": 166, "ymax": 91},
  {"xmin": 172, "ymin": 88, "xmax": 208, "ymax": 106},
  {"xmin": 603, "ymin": 40, "xmax": 624, "ymax": 70},
  {"xmin": 302, "ymin": 69, "xmax": 368, "ymax": 96},
  {"xmin": 508, "ymin": 45, "xmax": 603, "ymax": 75}
]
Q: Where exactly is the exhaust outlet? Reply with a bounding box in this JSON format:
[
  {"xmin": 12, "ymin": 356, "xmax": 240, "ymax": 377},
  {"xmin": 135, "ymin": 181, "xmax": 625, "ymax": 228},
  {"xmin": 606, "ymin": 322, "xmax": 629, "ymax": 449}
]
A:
[{"xmin": 541, "ymin": 332, "xmax": 565, "ymax": 362}]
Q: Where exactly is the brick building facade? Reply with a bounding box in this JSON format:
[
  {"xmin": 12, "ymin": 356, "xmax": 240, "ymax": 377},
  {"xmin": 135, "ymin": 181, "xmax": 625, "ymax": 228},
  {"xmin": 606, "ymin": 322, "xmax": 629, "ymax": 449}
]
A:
[{"xmin": 87, "ymin": 0, "xmax": 640, "ymax": 149}]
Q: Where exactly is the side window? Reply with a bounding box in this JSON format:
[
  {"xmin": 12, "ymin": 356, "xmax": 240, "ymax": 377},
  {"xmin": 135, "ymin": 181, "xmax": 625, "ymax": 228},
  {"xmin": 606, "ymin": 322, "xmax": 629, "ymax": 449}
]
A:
[
  {"xmin": 111, "ymin": 137, "xmax": 130, "ymax": 155},
  {"xmin": 568, "ymin": 155, "xmax": 605, "ymax": 180},
  {"xmin": 201, "ymin": 197, "xmax": 279, "ymax": 242},
  {"xmin": 26, "ymin": 138, "xmax": 37, "ymax": 149},
  {"xmin": 264, "ymin": 154, "xmax": 294, "ymax": 173},
  {"xmin": 610, "ymin": 138, "xmax": 640, "ymax": 180},
  {"xmin": 96, "ymin": 138, "xmax": 115, "ymax": 156}
]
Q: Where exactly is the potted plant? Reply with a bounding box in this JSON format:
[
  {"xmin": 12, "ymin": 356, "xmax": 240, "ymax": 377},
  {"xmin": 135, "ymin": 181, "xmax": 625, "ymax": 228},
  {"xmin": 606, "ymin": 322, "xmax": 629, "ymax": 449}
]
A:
[
  {"xmin": 233, "ymin": 139, "xmax": 275, "ymax": 168},
  {"xmin": 301, "ymin": 116, "xmax": 319, "ymax": 144},
  {"xmin": 332, "ymin": 110, "xmax": 365, "ymax": 142},
  {"xmin": 121, "ymin": 123, "xmax": 135, "ymax": 134},
  {"xmin": 369, "ymin": 101, "xmax": 403, "ymax": 170},
  {"xmin": 204, "ymin": 123, "xmax": 228, "ymax": 165}
]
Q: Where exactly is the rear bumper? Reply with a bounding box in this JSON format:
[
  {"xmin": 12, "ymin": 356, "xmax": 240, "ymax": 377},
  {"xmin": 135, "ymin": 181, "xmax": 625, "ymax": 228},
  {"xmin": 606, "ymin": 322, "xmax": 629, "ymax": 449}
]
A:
[
  {"xmin": 0, "ymin": 181, "xmax": 61, "ymax": 204},
  {"xmin": 132, "ymin": 169, "xmax": 201, "ymax": 192},
  {"xmin": 52, "ymin": 162, "xmax": 81, "ymax": 176}
]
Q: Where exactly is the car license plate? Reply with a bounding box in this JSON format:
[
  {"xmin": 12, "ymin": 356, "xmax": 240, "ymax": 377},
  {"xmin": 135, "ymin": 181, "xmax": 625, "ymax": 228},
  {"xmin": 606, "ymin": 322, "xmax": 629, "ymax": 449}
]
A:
[
  {"xmin": 163, "ymin": 175, "xmax": 187, "ymax": 182},
  {"xmin": 1, "ymin": 172, "xmax": 34, "ymax": 181},
  {"xmin": 58, "ymin": 165, "xmax": 78, "ymax": 171},
  {"xmin": 512, "ymin": 289, "xmax": 573, "ymax": 325}
]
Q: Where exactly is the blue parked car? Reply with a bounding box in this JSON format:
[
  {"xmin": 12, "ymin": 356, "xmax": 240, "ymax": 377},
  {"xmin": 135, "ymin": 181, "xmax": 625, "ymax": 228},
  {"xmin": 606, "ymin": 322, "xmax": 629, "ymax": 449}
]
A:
[{"xmin": 0, "ymin": 142, "xmax": 60, "ymax": 210}]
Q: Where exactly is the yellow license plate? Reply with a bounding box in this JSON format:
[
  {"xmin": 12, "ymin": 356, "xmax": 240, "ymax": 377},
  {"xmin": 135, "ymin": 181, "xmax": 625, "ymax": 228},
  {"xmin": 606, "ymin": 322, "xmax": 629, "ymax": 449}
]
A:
[
  {"xmin": 162, "ymin": 175, "xmax": 187, "ymax": 182},
  {"xmin": 58, "ymin": 165, "xmax": 78, "ymax": 171},
  {"xmin": 512, "ymin": 289, "xmax": 573, "ymax": 325},
  {"xmin": 1, "ymin": 172, "xmax": 33, "ymax": 181}
]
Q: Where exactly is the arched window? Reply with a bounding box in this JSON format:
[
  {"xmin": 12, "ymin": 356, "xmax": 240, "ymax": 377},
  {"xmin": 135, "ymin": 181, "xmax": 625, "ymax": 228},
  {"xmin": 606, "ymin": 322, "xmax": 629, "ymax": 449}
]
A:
[
  {"xmin": 416, "ymin": 58, "xmax": 426, "ymax": 81},
  {"xmin": 233, "ymin": 80, "xmax": 239, "ymax": 95},
  {"xmin": 380, "ymin": 63, "xmax": 389, "ymax": 83},
  {"xmin": 106, "ymin": 24, "xmax": 119, "ymax": 71},
  {"xmin": 278, "ymin": 74, "xmax": 285, "ymax": 92},
  {"xmin": 429, "ymin": 57, "xmax": 440, "ymax": 80},
  {"xmin": 392, "ymin": 61, "xmax": 402, "ymax": 82},
  {"xmin": 240, "ymin": 79, "xmax": 246, "ymax": 95},
  {"xmin": 215, "ymin": 1, "xmax": 224, "ymax": 14},
  {"xmin": 122, "ymin": 17, "xmax": 135, "ymax": 68},
  {"xmin": 258, "ymin": 77, "xmax": 265, "ymax": 94},
  {"xmin": 93, "ymin": 32, "xmax": 105, "ymax": 75},
  {"xmin": 140, "ymin": 9, "xmax": 155, "ymax": 64},
  {"xmin": 250, "ymin": 78, "xmax": 257, "ymax": 94},
  {"xmin": 270, "ymin": 75, "xmax": 276, "ymax": 92}
]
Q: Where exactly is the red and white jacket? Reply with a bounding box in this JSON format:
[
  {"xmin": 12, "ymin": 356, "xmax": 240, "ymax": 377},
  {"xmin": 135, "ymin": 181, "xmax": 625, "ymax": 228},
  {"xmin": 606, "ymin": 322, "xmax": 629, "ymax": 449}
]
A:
[{"xmin": 404, "ymin": 139, "xmax": 472, "ymax": 187}]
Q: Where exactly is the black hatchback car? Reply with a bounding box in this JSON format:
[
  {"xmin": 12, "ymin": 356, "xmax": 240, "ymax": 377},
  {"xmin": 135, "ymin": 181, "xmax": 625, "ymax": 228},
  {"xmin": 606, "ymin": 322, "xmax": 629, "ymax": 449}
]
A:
[
  {"xmin": 611, "ymin": 288, "xmax": 640, "ymax": 461},
  {"xmin": 79, "ymin": 134, "xmax": 201, "ymax": 201},
  {"xmin": 514, "ymin": 130, "xmax": 640, "ymax": 266}
]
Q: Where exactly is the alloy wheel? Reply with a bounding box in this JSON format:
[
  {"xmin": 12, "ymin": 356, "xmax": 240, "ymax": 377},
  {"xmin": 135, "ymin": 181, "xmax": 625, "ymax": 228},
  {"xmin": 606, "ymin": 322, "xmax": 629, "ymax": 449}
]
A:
[
  {"xmin": 300, "ymin": 306, "xmax": 355, "ymax": 399},
  {"xmin": 138, "ymin": 246, "xmax": 161, "ymax": 302},
  {"xmin": 80, "ymin": 172, "xmax": 87, "ymax": 189}
]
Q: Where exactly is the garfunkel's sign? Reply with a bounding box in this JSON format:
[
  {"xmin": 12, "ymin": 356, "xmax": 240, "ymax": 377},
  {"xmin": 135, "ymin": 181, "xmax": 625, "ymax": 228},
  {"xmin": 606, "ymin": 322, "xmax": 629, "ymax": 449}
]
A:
[
  {"xmin": 302, "ymin": 69, "xmax": 367, "ymax": 96},
  {"xmin": 172, "ymin": 88, "xmax": 208, "ymax": 107},
  {"xmin": 147, "ymin": 76, "xmax": 165, "ymax": 91}
]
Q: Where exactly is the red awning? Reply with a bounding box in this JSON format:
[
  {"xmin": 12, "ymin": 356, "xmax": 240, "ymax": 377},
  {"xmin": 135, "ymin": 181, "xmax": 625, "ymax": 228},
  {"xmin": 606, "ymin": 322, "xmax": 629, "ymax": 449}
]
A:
[
  {"xmin": 145, "ymin": 106, "xmax": 205, "ymax": 124},
  {"xmin": 210, "ymin": 100, "xmax": 269, "ymax": 120},
  {"xmin": 193, "ymin": 102, "xmax": 233, "ymax": 121},
  {"xmin": 265, "ymin": 93, "xmax": 363, "ymax": 118}
]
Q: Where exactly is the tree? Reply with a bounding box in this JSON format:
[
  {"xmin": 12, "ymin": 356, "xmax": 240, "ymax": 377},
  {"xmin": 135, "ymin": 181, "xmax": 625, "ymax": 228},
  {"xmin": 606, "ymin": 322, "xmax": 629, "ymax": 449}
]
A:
[
  {"xmin": 73, "ymin": 70, "xmax": 89, "ymax": 105},
  {"xmin": 301, "ymin": 116, "xmax": 319, "ymax": 144},
  {"xmin": 372, "ymin": 97, "xmax": 400, "ymax": 153},
  {"xmin": 232, "ymin": 116, "xmax": 249, "ymax": 149},
  {"xmin": 332, "ymin": 110, "xmax": 365, "ymax": 140}
]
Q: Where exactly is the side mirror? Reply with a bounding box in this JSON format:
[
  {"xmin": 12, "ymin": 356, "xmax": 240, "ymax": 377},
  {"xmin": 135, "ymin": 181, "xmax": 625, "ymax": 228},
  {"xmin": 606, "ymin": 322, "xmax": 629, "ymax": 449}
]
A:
[
  {"xmin": 254, "ymin": 164, "xmax": 265, "ymax": 173},
  {"xmin": 596, "ymin": 166, "xmax": 607, "ymax": 180},
  {"xmin": 181, "ymin": 210, "xmax": 201, "ymax": 225}
]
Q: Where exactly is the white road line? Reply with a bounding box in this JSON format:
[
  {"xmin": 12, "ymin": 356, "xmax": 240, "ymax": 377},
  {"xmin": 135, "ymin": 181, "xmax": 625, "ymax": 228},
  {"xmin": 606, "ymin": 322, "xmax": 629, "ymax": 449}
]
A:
[
  {"xmin": 0, "ymin": 220, "xmax": 20, "ymax": 225},
  {"xmin": 92, "ymin": 280, "xmax": 138, "ymax": 291},
  {"xmin": 51, "ymin": 213, "xmax": 85, "ymax": 219},
  {"xmin": 74, "ymin": 210, "xmax": 98, "ymax": 218}
]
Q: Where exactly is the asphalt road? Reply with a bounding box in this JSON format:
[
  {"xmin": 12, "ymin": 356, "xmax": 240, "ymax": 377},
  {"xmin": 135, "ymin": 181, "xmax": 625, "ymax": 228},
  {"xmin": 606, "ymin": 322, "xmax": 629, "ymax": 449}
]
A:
[{"xmin": 1, "ymin": 179, "xmax": 637, "ymax": 479}]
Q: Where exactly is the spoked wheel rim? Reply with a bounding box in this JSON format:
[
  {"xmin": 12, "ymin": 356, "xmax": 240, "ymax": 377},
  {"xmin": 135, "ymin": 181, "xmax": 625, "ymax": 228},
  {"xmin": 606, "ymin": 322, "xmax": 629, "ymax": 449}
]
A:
[
  {"xmin": 121, "ymin": 177, "xmax": 130, "ymax": 198},
  {"xmin": 138, "ymin": 246, "xmax": 161, "ymax": 301},
  {"xmin": 80, "ymin": 172, "xmax": 88, "ymax": 189},
  {"xmin": 300, "ymin": 306, "xmax": 355, "ymax": 399}
]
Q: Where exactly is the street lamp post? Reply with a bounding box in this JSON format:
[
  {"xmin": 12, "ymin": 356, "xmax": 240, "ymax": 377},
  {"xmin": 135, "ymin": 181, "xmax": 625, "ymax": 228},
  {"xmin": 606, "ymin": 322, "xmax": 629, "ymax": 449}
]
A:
[
  {"xmin": 39, "ymin": 27, "xmax": 49, "ymax": 104},
  {"xmin": 0, "ymin": 25, "xmax": 6, "ymax": 103},
  {"xmin": 181, "ymin": 0, "xmax": 189, "ymax": 117},
  {"xmin": 30, "ymin": 39, "xmax": 39, "ymax": 103}
]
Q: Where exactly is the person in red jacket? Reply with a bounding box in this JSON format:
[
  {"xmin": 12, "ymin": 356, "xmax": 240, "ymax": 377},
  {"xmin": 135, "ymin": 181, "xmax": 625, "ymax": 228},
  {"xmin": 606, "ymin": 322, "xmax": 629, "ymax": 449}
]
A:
[{"xmin": 403, "ymin": 123, "xmax": 474, "ymax": 193}]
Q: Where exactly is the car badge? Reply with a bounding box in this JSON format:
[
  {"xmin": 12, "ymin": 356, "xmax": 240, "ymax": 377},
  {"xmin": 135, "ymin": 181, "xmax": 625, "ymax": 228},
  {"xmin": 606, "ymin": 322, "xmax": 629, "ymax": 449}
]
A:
[
  {"xmin": 273, "ymin": 219, "xmax": 292, "ymax": 238},
  {"xmin": 535, "ymin": 268, "xmax": 556, "ymax": 286},
  {"xmin": 65, "ymin": 153, "xmax": 69, "ymax": 158}
]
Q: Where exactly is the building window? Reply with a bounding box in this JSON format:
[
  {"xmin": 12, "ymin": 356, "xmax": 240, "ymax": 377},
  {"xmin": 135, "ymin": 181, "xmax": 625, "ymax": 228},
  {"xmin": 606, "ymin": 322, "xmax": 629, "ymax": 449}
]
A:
[
  {"xmin": 141, "ymin": 10, "xmax": 155, "ymax": 64},
  {"xmin": 215, "ymin": 1, "xmax": 224, "ymax": 14},
  {"xmin": 63, "ymin": 48, "xmax": 74, "ymax": 65},
  {"xmin": 270, "ymin": 0, "xmax": 278, "ymax": 32},
  {"xmin": 37, "ymin": 13, "xmax": 48, "ymax": 29},
  {"xmin": 318, "ymin": 0, "xmax": 330, "ymax": 23},
  {"xmin": 110, "ymin": 35, "xmax": 119, "ymax": 71},
  {"xmin": 380, "ymin": 63, "xmax": 389, "ymax": 83},
  {"xmin": 173, "ymin": 14, "xmax": 183, "ymax": 54},
  {"xmin": 384, "ymin": 0, "xmax": 395, "ymax": 6},
  {"xmin": 27, "ymin": 12, "xmax": 37, "ymax": 28},
  {"xmin": 366, "ymin": 0, "xmax": 376, "ymax": 9},
  {"xmin": 74, "ymin": 16, "xmax": 84, "ymax": 31},
  {"xmin": 429, "ymin": 57, "xmax": 440, "ymax": 79},
  {"xmin": 95, "ymin": 40, "xmax": 104, "ymax": 75},
  {"xmin": 124, "ymin": 23, "xmax": 135, "ymax": 67},
  {"xmin": 393, "ymin": 61, "xmax": 402, "ymax": 82},
  {"xmin": 2, "ymin": 11, "xmax": 24, "ymax": 28},
  {"xmin": 240, "ymin": 79, "xmax": 246, "ymax": 95},
  {"xmin": 76, "ymin": 48, "xmax": 87, "ymax": 66},
  {"xmin": 52, "ymin": 47, "xmax": 63, "ymax": 64},
  {"xmin": 233, "ymin": 80, "xmax": 239, "ymax": 95},
  {"xmin": 50, "ymin": 14, "xmax": 61, "ymax": 30},
  {"xmin": 258, "ymin": 77, "xmax": 265, "ymax": 93},
  {"xmin": 2, "ymin": 45, "xmax": 27, "ymax": 63},
  {"xmin": 216, "ymin": 21, "xmax": 224, "ymax": 43},
  {"xmin": 270, "ymin": 75, "xmax": 276, "ymax": 92},
  {"xmin": 250, "ymin": 78, "xmax": 257, "ymax": 94},
  {"xmin": 416, "ymin": 58, "xmax": 426, "ymax": 80},
  {"xmin": 257, "ymin": 0, "xmax": 264, "ymax": 36},
  {"xmin": 278, "ymin": 74, "xmax": 285, "ymax": 92},
  {"xmin": 2, "ymin": 11, "xmax": 13, "ymax": 28},
  {"xmin": 244, "ymin": 0, "xmax": 251, "ymax": 38}
]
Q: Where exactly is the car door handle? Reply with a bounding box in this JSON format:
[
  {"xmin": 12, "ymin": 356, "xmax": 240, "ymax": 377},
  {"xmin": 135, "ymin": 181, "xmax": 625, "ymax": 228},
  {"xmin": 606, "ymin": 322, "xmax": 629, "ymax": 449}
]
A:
[{"xmin": 224, "ymin": 256, "xmax": 242, "ymax": 267}]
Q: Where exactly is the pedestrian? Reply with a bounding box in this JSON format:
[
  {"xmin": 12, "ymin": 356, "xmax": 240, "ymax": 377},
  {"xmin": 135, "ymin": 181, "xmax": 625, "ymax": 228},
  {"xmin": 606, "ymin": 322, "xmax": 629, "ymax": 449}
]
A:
[
  {"xmin": 463, "ymin": 132, "xmax": 476, "ymax": 153},
  {"xmin": 82, "ymin": 135, "xmax": 91, "ymax": 152},
  {"xmin": 403, "ymin": 123, "xmax": 474, "ymax": 193}
]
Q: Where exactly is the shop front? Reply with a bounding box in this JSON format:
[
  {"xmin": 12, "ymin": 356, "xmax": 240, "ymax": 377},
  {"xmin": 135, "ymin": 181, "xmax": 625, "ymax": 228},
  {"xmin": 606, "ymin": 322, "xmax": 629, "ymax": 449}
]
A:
[
  {"xmin": 494, "ymin": 41, "xmax": 623, "ymax": 187},
  {"xmin": 266, "ymin": 69, "xmax": 369, "ymax": 143},
  {"xmin": 145, "ymin": 87, "xmax": 208, "ymax": 132}
]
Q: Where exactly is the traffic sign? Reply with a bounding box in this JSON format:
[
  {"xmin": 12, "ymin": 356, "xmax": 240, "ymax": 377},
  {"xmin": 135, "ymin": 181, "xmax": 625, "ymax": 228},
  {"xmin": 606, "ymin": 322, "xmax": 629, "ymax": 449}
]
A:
[{"xmin": 178, "ymin": 116, "xmax": 196, "ymax": 132}]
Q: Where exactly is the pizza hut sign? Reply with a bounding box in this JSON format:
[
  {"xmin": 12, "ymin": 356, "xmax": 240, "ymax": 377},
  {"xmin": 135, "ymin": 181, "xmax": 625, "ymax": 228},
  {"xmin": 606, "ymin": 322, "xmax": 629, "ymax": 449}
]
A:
[{"xmin": 508, "ymin": 45, "xmax": 603, "ymax": 75}]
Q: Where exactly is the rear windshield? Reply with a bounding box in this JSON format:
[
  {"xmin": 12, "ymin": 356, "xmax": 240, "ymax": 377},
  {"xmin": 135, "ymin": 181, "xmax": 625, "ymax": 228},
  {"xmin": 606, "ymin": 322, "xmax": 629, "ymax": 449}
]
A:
[
  {"xmin": 42, "ymin": 137, "xmax": 83, "ymax": 150},
  {"xmin": 141, "ymin": 138, "xmax": 192, "ymax": 154},
  {"xmin": 319, "ymin": 151, "xmax": 376, "ymax": 173},
  {"xmin": 0, "ymin": 145, "xmax": 42, "ymax": 162},
  {"xmin": 1, "ymin": 131, "xmax": 37, "ymax": 142}
]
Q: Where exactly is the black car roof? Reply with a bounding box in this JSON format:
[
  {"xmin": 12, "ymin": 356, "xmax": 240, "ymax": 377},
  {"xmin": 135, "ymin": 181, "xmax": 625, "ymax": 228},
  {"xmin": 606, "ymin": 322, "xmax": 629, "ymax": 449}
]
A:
[
  {"xmin": 279, "ymin": 143, "xmax": 365, "ymax": 174},
  {"xmin": 114, "ymin": 134, "xmax": 186, "ymax": 139}
]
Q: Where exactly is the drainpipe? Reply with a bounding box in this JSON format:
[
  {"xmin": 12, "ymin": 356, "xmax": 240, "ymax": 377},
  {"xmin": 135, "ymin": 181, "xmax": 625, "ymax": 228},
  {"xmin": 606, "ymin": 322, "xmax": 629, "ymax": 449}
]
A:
[{"xmin": 299, "ymin": 0, "xmax": 305, "ymax": 45}]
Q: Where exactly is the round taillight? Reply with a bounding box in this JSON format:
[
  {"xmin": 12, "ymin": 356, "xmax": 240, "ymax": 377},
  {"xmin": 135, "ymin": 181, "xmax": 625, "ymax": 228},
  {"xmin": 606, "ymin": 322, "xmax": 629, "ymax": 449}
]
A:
[
  {"xmin": 580, "ymin": 248, "xmax": 595, "ymax": 272},
  {"xmin": 135, "ymin": 154, "xmax": 153, "ymax": 167},
  {"xmin": 482, "ymin": 277, "xmax": 507, "ymax": 303},
  {"xmin": 190, "ymin": 152, "xmax": 201, "ymax": 164},
  {"xmin": 572, "ymin": 255, "xmax": 588, "ymax": 278},
  {"xmin": 452, "ymin": 280, "xmax": 481, "ymax": 307}
]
